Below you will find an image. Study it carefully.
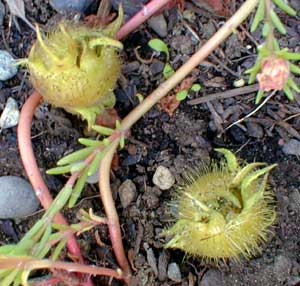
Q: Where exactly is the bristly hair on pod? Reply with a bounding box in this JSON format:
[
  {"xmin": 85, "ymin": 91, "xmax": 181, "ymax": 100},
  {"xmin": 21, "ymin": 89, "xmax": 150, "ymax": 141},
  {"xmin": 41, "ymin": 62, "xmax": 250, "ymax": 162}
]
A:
[
  {"xmin": 23, "ymin": 6, "xmax": 124, "ymax": 129},
  {"xmin": 163, "ymin": 149, "xmax": 277, "ymax": 264}
]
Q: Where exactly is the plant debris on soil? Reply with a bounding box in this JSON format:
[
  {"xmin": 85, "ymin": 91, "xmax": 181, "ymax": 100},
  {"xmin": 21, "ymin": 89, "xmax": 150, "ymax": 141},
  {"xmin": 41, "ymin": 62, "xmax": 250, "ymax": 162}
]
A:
[{"xmin": 0, "ymin": 0, "xmax": 300, "ymax": 285}]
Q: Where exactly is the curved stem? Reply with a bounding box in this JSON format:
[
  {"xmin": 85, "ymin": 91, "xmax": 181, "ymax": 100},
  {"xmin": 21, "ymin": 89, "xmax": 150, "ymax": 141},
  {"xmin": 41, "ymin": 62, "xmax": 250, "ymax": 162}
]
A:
[
  {"xmin": 116, "ymin": 0, "xmax": 172, "ymax": 40},
  {"xmin": 18, "ymin": 92, "xmax": 82, "ymax": 260},
  {"xmin": 99, "ymin": 0, "xmax": 259, "ymax": 280}
]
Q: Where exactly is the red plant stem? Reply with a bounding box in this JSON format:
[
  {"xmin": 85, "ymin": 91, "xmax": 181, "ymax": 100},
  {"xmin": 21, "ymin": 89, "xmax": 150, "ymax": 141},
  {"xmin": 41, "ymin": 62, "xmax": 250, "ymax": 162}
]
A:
[
  {"xmin": 116, "ymin": 0, "xmax": 172, "ymax": 40},
  {"xmin": 18, "ymin": 92, "xmax": 83, "ymax": 260},
  {"xmin": 0, "ymin": 257, "xmax": 123, "ymax": 281}
]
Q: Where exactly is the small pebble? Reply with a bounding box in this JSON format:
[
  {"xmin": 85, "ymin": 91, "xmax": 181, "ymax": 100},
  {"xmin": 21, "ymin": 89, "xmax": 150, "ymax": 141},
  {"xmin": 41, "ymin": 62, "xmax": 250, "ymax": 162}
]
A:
[
  {"xmin": 50, "ymin": 0, "xmax": 94, "ymax": 13},
  {"xmin": 152, "ymin": 166, "xmax": 175, "ymax": 190},
  {"xmin": 282, "ymin": 139, "xmax": 300, "ymax": 156},
  {"xmin": 167, "ymin": 262, "xmax": 182, "ymax": 282},
  {"xmin": 0, "ymin": 176, "xmax": 40, "ymax": 219},
  {"xmin": 0, "ymin": 50, "xmax": 18, "ymax": 81},
  {"xmin": 144, "ymin": 243, "xmax": 158, "ymax": 276},
  {"xmin": 149, "ymin": 60, "xmax": 164, "ymax": 76},
  {"xmin": 273, "ymin": 254, "xmax": 292, "ymax": 282},
  {"xmin": 118, "ymin": 179, "xmax": 137, "ymax": 208},
  {"xmin": 0, "ymin": 97, "xmax": 19, "ymax": 130},
  {"xmin": 158, "ymin": 250, "xmax": 170, "ymax": 281},
  {"xmin": 246, "ymin": 122, "xmax": 264, "ymax": 138},
  {"xmin": 148, "ymin": 14, "xmax": 168, "ymax": 38},
  {"xmin": 200, "ymin": 269, "xmax": 224, "ymax": 286}
]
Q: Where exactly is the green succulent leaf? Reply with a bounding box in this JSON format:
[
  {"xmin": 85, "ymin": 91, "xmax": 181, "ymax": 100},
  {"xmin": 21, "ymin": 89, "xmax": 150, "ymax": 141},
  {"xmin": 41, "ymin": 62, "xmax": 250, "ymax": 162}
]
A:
[
  {"xmin": 148, "ymin": 38, "xmax": 170, "ymax": 61},
  {"xmin": 270, "ymin": 10, "xmax": 287, "ymax": 34},
  {"xmin": 255, "ymin": 89, "xmax": 265, "ymax": 104},
  {"xmin": 283, "ymin": 84, "xmax": 294, "ymax": 101},
  {"xmin": 78, "ymin": 138, "xmax": 102, "ymax": 147},
  {"xmin": 290, "ymin": 63, "xmax": 300, "ymax": 74},
  {"xmin": 92, "ymin": 125, "xmax": 114, "ymax": 136},
  {"xmin": 70, "ymin": 161, "xmax": 87, "ymax": 173},
  {"xmin": 51, "ymin": 238, "xmax": 68, "ymax": 260},
  {"xmin": 57, "ymin": 147, "xmax": 95, "ymax": 166},
  {"xmin": 251, "ymin": 0, "xmax": 265, "ymax": 32},
  {"xmin": 46, "ymin": 165, "xmax": 73, "ymax": 175},
  {"xmin": 68, "ymin": 168, "xmax": 89, "ymax": 207},
  {"xmin": 272, "ymin": 0, "xmax": 296, "ymax": 16},
  {"xmin": 87, "ymin": 151, "xmax": 104, "ymax": 176},
  {"xmin": 287, "ymin": 77, "xmax": 300, "ymax": 93}
]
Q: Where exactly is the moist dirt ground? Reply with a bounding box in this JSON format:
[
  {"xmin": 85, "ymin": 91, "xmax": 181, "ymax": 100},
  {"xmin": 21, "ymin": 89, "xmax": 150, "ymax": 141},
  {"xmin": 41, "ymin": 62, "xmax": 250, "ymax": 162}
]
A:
[{"xmin": 0, "ymin": 0, "xmax": 300, "ymax": 285}]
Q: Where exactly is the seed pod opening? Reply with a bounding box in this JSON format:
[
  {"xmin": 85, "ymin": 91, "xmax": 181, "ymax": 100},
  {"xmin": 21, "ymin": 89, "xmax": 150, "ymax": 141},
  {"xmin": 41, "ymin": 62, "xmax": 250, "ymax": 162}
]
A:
[
  {"xmin": 27, "ymin": 8, "xmax": 124, "ymax": 127},
  {"xmin": 164, "ymin": 149, "xmax": 276, "ymax": 263}
]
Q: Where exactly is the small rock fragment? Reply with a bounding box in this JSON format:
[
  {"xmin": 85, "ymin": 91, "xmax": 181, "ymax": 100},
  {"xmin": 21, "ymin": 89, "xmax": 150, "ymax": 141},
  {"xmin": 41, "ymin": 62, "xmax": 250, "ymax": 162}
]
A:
[
  {"xmin": 200, "ymin": 269, "xmax": 224, "ymax": 286},
  {"xmin": 153, "ymin": 166, "xmax": 175, "ymax": 190},
  {"xmin": 282, "ymin": 139, "xmax": 300, "ymax": 156},
  {"xmin": 158, "ymin": 250, "xmax": 170, "ymax": 281},
  {"xmin": 118, "ymin": 179, "xmax": 137, "ymax": 208},
  {"xmin": 149, "ymin": 60, "xmax": 164, "ymax": 76},
  {"xmin": 144, "ymin": 243, "xmax": 158, "ymax": 276},
  {"xmin": 246, "ymin": 122, "xmax": 264, "ymax": 138},
  {"xmin": 50, "ymin": 0, "xmax": 94, "ymax": 13},
  {"xmin": 273, "ymin": 255, "xmax": 292, "ymax": 282},
  {"xmin": 167, "ymin": 262, "xmax": 182, "ymax": 282},
  {"xmin": 0, "ymin": 50, "xmax": 18, "ymax": 81},
  {"xmin": 0, "ymin": 176, "xmax": 40, "ymax": 219},
  {"xmin": 148, "ymin": 14, "xmax": 168, "ymax": 38},
  {"xmin": 0, "ymin": 97, "xmax": 19, "ymax": 130}
]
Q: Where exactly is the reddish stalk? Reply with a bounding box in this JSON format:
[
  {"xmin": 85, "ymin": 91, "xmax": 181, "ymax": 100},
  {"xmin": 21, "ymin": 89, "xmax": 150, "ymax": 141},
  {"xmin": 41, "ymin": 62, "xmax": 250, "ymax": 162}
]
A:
[
  {"xmin": 0, "ymin": 256, "xmax": 123, "ymax": 281},
  {"xmin": 18, "ymin": 92, "xmax": 95, "ymax": 286},
  {"xmin": 116, "ymin": 0, "xmax": 172, "ymax": 39},
  {"xmin": 18, "ymin": 91, "xmax": 83, "ymax": 260}
]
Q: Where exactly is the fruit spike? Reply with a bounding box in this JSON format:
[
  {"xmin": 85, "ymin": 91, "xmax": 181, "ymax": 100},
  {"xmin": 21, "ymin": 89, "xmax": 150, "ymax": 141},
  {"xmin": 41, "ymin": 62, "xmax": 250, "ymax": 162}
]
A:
[
  {"xmin": 26, "ymin": 7, "xmax": 124, "ymax": 129},
  {"xmin": 164, "ymin": 149, "xmax": 276, "ymax": 263}
]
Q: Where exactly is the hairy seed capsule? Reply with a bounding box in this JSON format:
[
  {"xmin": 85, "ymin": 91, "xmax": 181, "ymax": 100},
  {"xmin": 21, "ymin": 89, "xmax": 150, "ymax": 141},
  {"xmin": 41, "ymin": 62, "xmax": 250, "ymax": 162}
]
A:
[
  {"xmin": 26, "ymin": 9, "xmax": 123, "ymax": 127},
  {"xmin": 164, "ymin": 149, "xmax": 276, "ymax": 263}
]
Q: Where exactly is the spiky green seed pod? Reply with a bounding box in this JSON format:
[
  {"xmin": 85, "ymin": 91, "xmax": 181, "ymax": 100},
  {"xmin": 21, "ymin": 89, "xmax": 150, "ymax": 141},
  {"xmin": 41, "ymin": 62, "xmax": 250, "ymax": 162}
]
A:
[
  {"xmin": 26, "ymin": 8, "xmax": 124, "ymax": 128},
  {"xmin": 164, "ymin": 149, "xmax": 276, "ymax": 263}
]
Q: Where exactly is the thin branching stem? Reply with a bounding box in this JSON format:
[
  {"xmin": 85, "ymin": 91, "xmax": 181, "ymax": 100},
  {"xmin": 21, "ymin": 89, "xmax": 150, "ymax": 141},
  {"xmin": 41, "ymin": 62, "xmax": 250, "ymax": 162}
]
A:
[{"xmin": 99, "ymin": 0, "xmax": 260, "ymax": 280}]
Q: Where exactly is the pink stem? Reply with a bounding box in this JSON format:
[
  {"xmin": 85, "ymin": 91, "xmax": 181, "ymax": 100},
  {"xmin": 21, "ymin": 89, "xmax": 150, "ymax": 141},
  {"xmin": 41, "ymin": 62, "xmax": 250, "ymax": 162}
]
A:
[
  {"xmin": 116, "ymin": 0, "xmax": 172, "ymax": 40},
  {"xmin": 18, "ymin": 92, "xmax": 93, "ymax": 286}
]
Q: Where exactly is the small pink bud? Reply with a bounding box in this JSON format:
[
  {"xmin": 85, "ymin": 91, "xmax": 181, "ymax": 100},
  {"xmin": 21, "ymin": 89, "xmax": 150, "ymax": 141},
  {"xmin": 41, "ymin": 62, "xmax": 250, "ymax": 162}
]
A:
[{"xmin": 257, "ymin": 56, "xmax": 289, "ymax": 91}]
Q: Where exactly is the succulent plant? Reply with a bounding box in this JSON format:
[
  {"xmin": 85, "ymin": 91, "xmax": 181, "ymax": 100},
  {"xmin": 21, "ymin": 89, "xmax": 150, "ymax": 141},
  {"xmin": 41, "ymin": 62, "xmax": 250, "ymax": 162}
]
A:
[
  {"xmin": 164, "ymin": 149, "xmax": 276, "ymax": 263},
  {"xmin": 26, "ymin": 8, "xmax": 124, "ymax": 128}
]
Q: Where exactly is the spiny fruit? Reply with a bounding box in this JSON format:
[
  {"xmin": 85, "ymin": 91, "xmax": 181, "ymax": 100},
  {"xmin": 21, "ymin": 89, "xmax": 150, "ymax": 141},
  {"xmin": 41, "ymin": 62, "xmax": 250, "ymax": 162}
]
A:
[
  {"xmin": 164, "ymin": 149, "xmax": 276, "ymax": 263},
  {"xmin": 26, "ymin": 8, "xmax": 123, "ymax": 128}
]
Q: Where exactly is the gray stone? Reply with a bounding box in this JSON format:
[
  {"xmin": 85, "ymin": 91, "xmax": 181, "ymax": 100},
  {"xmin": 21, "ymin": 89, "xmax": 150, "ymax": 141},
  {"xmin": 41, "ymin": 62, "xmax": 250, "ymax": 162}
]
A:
[
  {"xmin": 200, "ymin": 269, "xmax": 224, "ymax": 286},
  {"xmin": 0, "ymin": 50, "xmax": 18, "ymax": 81},
  {"xmin": 0, "ymin": 176, "xmax": 40, "ymax": 219},
  {"xmin": 282, "ymin": 139, "xmax": 300, "ymax": 156},
  {"xmin": 148, "ymin": 14, "xmax": 168, "ymax": 38},
  {"xmin": 153, "ymin": 166, "xmax": 175, "ymax": 190},
  {"xmin": 50, "ymin": 0, "xmax": 94, "ymax": 13},
  {"xmin": 246, "ymin": 122, "xmax": 264, "ymax": 138},
  {"xmin": 118, "ymin": 179, "xmax": 137, "ymax": 208},
  {"xmin": 167, "ymin": 262, "xmax": 181, "ymax": 282},
  {"xmin": 273, "ymin": 255, "xmax": 292, "ymax": 282}
]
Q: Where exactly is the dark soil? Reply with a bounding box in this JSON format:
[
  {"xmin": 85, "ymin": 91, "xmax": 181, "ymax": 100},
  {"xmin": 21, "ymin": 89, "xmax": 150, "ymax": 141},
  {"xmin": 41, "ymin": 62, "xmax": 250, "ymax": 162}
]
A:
[{"xmin": 0, "ymin": 0, "xmax": 300, "ymax": 286}]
